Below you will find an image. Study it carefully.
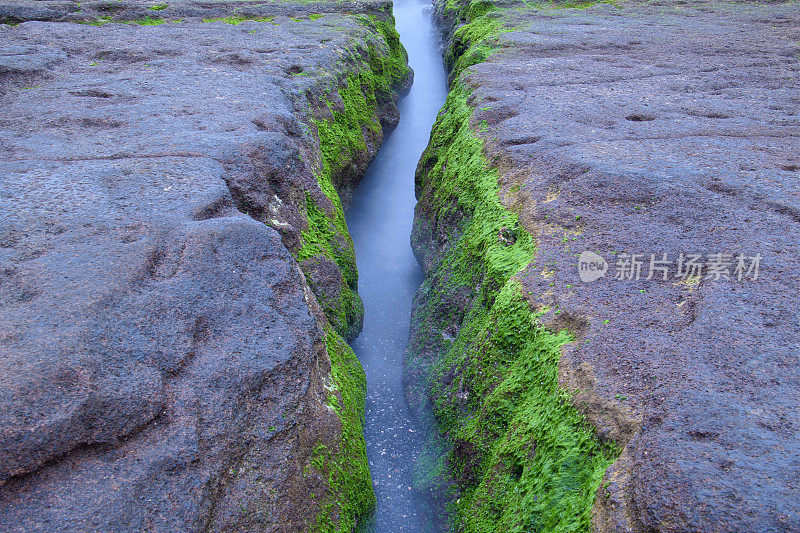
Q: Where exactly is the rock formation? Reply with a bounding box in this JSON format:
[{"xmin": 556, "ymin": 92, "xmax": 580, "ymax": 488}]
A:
[
  {"xmin": 407, "ymin": 0, "xmax": 799, "ymax": 530},
  {"xmin": 0, "ymin": 1, "xmax": 410, "ymax": 530}
]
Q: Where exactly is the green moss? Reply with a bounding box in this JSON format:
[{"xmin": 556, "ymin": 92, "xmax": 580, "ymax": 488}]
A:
[
  {"xmin": 298, "ymin": 192, "xmax": 363, "ymax": 340},
  {"xmin": 296, "ymin": 14, "xmax": 409, "ymax": 340},
  {"xmin": 409, "ymin": 1, "xmax": 619, "ymax": 529},
  {"xmin": 75, "ymin": 15, "xmax": 170, "ymax": 25},
  {"xmin": 525, "ymin": 0, "xmax": 619, "ymax": 9},
  {"xmin": 355, "ymin": 15, "xmax": 411, "ymax": 95},
  {"xmin": 309, "ymin": 13, "xmax": 324, "ymax": 20},
  {"xmin": 309, "ymin": 327, "xmax": 375, "ymax": 532},
  {"xmin": 291, "ymin": 15, "xmax": 409, "ymax": 530},
  {"xmin": 149, "ymin": 2, "xmax": 168, "ymax": 10},
  {"xmin": 132, "ymin": 16, "xmax": 166, "ymax": 25},
  {"xmin": 445, "ymin": 6, "xmax": 509, "ymax": 75},
  {"xmin": 201, "ymin": 15, "xmax": 275, "ymax": 24}
]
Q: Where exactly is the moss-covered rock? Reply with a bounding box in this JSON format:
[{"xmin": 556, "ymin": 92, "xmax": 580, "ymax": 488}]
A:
[
  {"xmin": 298, "ymin": 13, "xmax": 411, "ymax": 342},
  {"xmin": 0, "ymin": 4, "xmax": 410, "ymax": 531},
  {"xmin": 406, "ymin": 1, "xmax": 618, "ymax": 530},
  {"xmin": 294, "ymin": 12, "xmax": 412, "ymax": 530}
]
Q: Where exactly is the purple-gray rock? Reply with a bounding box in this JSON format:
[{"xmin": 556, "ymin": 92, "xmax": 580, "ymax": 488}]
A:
[
  {"xmin": 0, "ymin": 2, "xmax": 409, "ymax": 530},
  {"xmin": 408, "ymin": 0, "xmax": 800, "ymax": 530}
]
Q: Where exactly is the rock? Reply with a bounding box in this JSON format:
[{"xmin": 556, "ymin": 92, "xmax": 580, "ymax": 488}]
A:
[
  {"xmin": 0, "ymin": 2, "xmax": 409, "ymax": 529},
  {"xmin": 0, "ymin": 215, "xmax": 333, "ymax": 531},
  {"xmin": 409, "ymin": 0, "xmax": 800, "ymax": 531}
]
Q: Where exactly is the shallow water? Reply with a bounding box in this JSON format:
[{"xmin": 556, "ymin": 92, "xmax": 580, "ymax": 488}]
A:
[{"xmin": 347, "ymin": 0, "xmax": 448, "ymax": 530}]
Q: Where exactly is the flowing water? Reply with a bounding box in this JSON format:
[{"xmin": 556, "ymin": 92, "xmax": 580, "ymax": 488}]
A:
[{"xmin": 347, "ymin": 0, "xmax": 448, "ymax": 530}]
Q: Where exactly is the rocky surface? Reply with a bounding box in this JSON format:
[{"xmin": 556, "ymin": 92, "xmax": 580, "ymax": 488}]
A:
[
  {"xmin": 0, "ymin": 2, "xmax": 409, "ymax": 530},
  {"xmin": 408, "ymin": 0, "xmax": 799, "ymax": 531},
  {"xmin": 0, "ymin": 0, "xmax": 395, "ymax": 25}
]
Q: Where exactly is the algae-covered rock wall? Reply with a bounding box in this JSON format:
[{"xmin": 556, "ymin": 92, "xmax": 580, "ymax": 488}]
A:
[
  {"xmin": 0, "ymin": 1, "xmax": 410, "ymax": 530},
  {"xmin": 406, "ymin": 0, "xmax": 799, "ymax": 531}
]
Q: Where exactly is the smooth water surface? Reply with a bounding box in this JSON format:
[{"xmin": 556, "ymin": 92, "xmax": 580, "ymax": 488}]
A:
[{"xmin": 347, "ymin": 0, "xmax": 448, "ymax": 530}]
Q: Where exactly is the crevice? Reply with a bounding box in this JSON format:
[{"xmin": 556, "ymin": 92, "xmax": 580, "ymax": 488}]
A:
[{"xmin": 0, "ymin": 409, "xmax": 167, "ymax": 491}]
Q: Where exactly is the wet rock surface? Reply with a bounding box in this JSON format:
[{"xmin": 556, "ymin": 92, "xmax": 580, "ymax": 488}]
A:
[
  {"xmin": 0, "ymin": 0, "xmax": 394, "ymax": 25},
  {"xmin": 410, "ymin": 0, "xmax": 799, "ymax": 530},
  {"xmin": 0, "ymin": 2, "xmax": 407, "ymax": 530}
]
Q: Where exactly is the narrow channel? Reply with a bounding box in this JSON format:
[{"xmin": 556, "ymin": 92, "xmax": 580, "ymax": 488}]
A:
[{"xmin": 347, "ymin": 0, "xmax": 448, "ymax": 530}]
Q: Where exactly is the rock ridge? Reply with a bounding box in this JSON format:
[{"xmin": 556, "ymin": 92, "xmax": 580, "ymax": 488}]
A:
[
  {"xmin": 0, "ymin": 3, "xmax": 410, "ymax": 530},
  {"xmin": 406, "ymin": 0, "xmax": 799, "ymax": 530}
]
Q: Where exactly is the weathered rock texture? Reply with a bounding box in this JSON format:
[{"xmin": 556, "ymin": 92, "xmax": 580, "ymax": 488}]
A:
[
  {"xmin": 407, "ymin": 0, "xmax": 799, "ymax": 531},
  {"xmin": 0, "ymin": 1, "xmax": 410, "ymax": 530}
]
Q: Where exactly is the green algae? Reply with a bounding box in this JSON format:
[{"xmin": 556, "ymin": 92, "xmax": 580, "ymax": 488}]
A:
[
  {"xmin": 293, "ymin": 15, "xmax": 409, "ymax": 530},
  {"xmin": 445, "ymin": 9, "xmax": 508, "ymax": 74},
  {"xmin": 524, "ymin": 0, "xmax": 619, "ymax": 10},
  {"xmin": 310, "ymin": 327, "xmax": 375, "ymax": 532},
  {"xmin": 133, "ymin": 16, "xmax": 167, "ymax": 25},
  {"xmin": 201, "ymin": 15, "xmax": 275, "ymax": 24},
  {"xmin": 298, "ymin": 191, "xmax": 363, "ymax": 341},
  {"xmin": 297, "ymin": 14, "xmax": 409, "ymax": 341},
  {"xmin": 75, "ymin": 15, "xmax": 169, "ymax": 25},
  {"xmin": 409, "ymin": 1, "xmax": 619, "ymax": 530}
]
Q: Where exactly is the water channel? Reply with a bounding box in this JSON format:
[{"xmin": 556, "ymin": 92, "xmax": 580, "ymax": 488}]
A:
[{"xmin": 347, "ymin": 0, "xmax": 448, "ymax": 529}]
